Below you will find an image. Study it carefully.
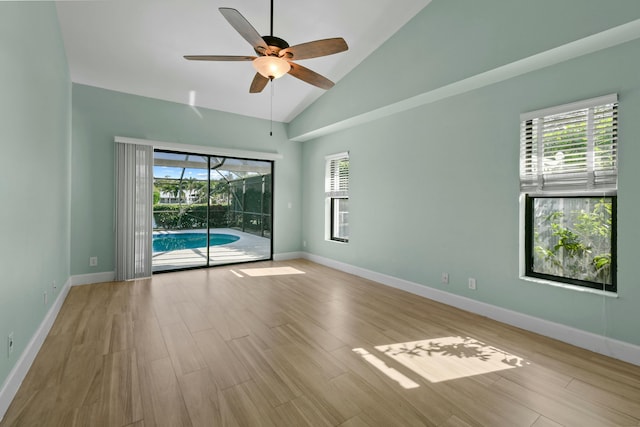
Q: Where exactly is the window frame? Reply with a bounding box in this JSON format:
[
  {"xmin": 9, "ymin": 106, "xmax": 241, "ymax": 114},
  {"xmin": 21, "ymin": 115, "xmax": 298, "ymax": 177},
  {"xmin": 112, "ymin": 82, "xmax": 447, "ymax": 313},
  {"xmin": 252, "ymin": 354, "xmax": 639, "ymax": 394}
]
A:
[
  {"xmin": 325, "ymin": 152, "xmax": 349, "ymax": 243},
  {"xmin": 519, "ymin": 95, "xmax": 618, "ymax": 293},
  {"xmin": 330, "ymin": 197, "xmax": 349, "ymax": 243},
  {"xmin": 524, "ymin": 194, "xmax": 617, "ymax": 293}
]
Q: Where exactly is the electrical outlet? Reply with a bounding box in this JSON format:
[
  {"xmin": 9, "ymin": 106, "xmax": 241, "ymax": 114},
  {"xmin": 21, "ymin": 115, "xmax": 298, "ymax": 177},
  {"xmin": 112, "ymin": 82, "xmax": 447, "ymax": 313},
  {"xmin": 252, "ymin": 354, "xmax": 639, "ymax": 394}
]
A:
[
  {"xmin": 441, "ymin": 272, "xmax": 449, "ymax": 284},
  {"xmin": 89, "ymin": 256, "xmax": 98, "ymax": 267},
  {"xmin": 8, "ymin": 332, "xmax": 14, "ymax": 357},
  {"xmin": 468, "ymin": 278, "xmax": 477, "ymax": 290}
]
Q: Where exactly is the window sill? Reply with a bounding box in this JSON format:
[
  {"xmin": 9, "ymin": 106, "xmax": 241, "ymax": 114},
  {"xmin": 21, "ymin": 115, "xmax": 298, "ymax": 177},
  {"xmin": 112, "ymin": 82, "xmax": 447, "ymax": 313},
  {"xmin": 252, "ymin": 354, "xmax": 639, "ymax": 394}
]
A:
[
  {"xmin": 326, "ymin": 239, "xmax": 348, "ymax": 245},
  {"xmin": 519, "ymin": 276, "xmax": 618, "ymax": 298}
]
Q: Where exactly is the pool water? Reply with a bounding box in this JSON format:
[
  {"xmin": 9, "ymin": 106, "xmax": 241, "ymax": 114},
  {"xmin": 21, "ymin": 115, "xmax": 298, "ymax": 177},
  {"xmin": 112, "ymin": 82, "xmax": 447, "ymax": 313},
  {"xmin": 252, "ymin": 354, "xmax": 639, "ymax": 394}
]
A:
[{"xmin": 153, "ymin": 232, "xmax": 240, "ymax": 252}]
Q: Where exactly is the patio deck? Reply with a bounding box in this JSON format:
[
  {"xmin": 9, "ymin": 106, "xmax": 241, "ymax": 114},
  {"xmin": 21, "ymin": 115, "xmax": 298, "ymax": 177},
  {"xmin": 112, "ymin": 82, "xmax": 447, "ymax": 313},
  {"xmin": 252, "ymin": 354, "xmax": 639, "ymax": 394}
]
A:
[{"xmin": 152, "ymin": 228, "xmax": 271, "ymax": 272}]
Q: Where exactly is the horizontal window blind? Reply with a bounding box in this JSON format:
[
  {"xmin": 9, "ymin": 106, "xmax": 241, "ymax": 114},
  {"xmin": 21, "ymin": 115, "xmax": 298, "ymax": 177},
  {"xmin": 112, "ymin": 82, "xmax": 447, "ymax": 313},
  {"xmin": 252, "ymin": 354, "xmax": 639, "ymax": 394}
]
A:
[
  {"xmin": 520, "ymin": 94, "xmax": 618, "ymax": 193},
  {"xmin": 325, "ymin": 152, "xmax": 349, "ymax": 198}
]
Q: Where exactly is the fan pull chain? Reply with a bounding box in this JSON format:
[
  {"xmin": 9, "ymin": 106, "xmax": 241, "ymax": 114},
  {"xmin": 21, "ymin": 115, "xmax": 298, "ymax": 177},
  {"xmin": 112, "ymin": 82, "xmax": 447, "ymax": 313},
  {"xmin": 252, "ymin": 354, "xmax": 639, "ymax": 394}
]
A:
[{"xmin": 270, "ymin": 78, "xmax": 274, "ymax": 136}]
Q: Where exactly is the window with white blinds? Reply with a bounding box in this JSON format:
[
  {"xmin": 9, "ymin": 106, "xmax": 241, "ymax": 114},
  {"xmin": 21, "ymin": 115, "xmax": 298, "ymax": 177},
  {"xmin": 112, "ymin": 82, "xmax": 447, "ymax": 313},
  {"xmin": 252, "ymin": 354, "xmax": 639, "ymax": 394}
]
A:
[
  {"xmin": 519, "ymin": 94, "xmax": 618, "ymax": 194},
  {"xmin": 325, "ymin": 152, "xmax": 349, "ymax": 243},
  {"xmin": 325, "ymin": 152, "xmax": 349, "ymax": 198}
]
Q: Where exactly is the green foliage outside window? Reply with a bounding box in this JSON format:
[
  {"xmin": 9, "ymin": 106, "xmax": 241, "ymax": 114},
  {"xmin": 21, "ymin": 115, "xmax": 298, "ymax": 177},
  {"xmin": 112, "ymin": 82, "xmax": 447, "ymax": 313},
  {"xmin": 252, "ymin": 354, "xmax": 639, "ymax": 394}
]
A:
[
  {"xmin": 531, "ymin": 197, "xmax": 613, "ymax": 287},
  {"xmin": 153, "ymin": 204, "xmax": 229, "ymax": 229}
]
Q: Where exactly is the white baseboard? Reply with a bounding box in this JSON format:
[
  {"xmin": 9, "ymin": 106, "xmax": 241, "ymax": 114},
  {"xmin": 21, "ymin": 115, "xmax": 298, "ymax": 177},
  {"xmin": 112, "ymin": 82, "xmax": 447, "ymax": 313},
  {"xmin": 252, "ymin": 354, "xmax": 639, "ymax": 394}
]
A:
[
  {"xmin": 302, "ymin": 252, "xmax": 640, "ymax": 367},
  {"xmin": 70, "ymin": 271, "xmax": 115, "ymax": 286},
  {"xmin": 0, "ymin": 276, "xmax": 72, "ymax": 422},
  {"xmin": 274, "ymin": 251, "xmax": 304, "ymax": 261}
]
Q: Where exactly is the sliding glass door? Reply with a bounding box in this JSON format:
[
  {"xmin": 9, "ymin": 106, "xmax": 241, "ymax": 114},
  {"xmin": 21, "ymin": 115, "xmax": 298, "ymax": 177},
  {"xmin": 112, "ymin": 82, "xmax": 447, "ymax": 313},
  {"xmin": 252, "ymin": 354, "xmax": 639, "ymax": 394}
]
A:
[{"xmin": 152, "ymin": 150, "xmax": 273, "ymax": 272}]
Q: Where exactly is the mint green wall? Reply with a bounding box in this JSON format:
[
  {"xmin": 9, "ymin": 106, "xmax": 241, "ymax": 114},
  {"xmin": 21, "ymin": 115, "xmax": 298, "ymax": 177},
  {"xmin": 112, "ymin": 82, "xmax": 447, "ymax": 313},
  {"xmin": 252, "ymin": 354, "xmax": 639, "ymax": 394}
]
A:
[
  {"xmin": 71, "ymin": 84, "xmax": 302, "ymax": 276},
  {"xmin": 296, "ymin": 1, "xmax": 640, "ymax": 345},
  {"xmin": 0, "ymin": 3, "xmax": 71, "ymax": 386},
  {"xmin": 290, "ymin": 0, "xmax": 640, "ymax": 140}
]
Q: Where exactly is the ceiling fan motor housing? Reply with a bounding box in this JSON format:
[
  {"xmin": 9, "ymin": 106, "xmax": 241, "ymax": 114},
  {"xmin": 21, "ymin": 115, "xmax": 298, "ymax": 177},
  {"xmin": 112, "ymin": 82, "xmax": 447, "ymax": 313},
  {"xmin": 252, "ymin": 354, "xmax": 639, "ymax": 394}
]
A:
[{"xmin": 258, "ymin": 35, "xmax": 290, "ymax": 56}]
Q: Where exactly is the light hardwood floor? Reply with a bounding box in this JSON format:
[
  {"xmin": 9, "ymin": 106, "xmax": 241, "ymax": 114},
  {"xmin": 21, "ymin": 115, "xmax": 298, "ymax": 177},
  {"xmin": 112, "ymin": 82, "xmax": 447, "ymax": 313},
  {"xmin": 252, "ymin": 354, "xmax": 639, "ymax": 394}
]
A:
[{"xmin": 2, "ymin": 259, "xmax": 640, "ymax": 426}]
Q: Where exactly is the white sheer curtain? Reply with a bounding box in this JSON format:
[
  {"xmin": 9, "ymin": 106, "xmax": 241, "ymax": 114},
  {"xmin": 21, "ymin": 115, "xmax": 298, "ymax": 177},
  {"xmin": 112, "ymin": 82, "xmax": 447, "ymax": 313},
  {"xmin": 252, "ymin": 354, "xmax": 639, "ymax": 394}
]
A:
[{"xmin": 115, "ymin": 142, "xmax": 153, "ymax": 280}]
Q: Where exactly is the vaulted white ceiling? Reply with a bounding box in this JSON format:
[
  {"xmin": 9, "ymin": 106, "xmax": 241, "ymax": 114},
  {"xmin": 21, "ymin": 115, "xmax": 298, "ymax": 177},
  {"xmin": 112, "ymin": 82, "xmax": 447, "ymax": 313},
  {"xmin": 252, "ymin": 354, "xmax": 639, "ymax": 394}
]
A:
[{"xmin": 56, "ymin": 0, "xmax": 431, "ymax": 123}]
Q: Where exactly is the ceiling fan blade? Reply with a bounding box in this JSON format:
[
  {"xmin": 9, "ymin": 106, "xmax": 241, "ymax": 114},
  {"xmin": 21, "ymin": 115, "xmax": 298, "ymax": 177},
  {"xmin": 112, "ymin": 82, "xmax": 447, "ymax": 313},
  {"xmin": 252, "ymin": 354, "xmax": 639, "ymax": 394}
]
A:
[
  {"xmin": 279, "ymin": 37, "xmax": 348, "ymax": 60},
  {"xmin": 250, "ymin": 73, "xmax": 269, "ymax": 93},
  {"xmin": 287, "ymin": 62, "xmax": 334, "ymax": 90},
  {"xmin": 184, "ymin": 55, "xmax": 256, "ymax": 61},
  {"xmin": 219, "ymin": 8, "xmax": 270, "ymax": 54}
]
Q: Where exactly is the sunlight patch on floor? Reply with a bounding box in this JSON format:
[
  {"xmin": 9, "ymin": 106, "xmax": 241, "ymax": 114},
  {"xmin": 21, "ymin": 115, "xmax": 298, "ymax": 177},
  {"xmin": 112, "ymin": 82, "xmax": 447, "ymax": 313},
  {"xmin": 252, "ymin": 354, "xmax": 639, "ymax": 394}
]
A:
[
  {"xmin": 352, "ymin": 348, "xmax": 420, "ymax": 389},
  {"xmin": 375, "ymin": 336, "xmax": 528, "ymax": 383},
  {"xmin": 238, "ymin": 266, "xmax": 306, "ymax": 277}
]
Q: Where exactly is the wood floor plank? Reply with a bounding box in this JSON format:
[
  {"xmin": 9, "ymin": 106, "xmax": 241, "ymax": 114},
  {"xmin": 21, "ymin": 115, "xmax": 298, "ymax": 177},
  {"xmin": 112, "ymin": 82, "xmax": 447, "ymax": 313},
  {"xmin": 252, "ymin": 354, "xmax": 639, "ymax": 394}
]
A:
[
  {"xmin": 229, "ymin": 336, "xmax": 301, "ymax": 407},
  {"xmin": 71, "ymin": 305, "xmax": 111, "ymax": 350},
  {"xmin": 192, "ymin": 328, "xmax": 251, "ymax": 390},
  {"xmin": 57, "ymin": 343, "xmax": 104, "ymax": 408},
  {"xmin": 177, "ymin": 369, "xmax": 222, "ymax": 426},
  {"xmin": 1, "ymin": 384, "xmax": 60, "ymax": 427},
  {"xmin": 175, "ymin": 300, "xmax": 214, "ymax": 334},
  {"xmin": 438, "ymin": 415, "xmax": 475, "ymax": 427},
  {"xmin": 91, "ymin": 350, "xmax": 144, "ymax": 426},
  {"xmin": 284, "ymin": 395, "xmax": 338, "ymax": 427},
  {"xmin": 137, "ymin": 357, "xmax": 192, "ymax": 427},
  {"xmin": 3, "ymin": 259, "xmax": 640, "ymax": 427},
  {"xmin": 436, "ymin": 376, "xmax": 540, "ymax": 427},
  {"xmin": 240, "ymin": 293, "xmax": 293, "ymax": 329},
  {"xmin": 107, "ymin": 311, "xmax": 135, "ymax": 354},
  {"xmin": 272, "ymin": 398, "xmax": 331, "ymax": 427},
  {"xmin": 493, "ymin": 376, "xmax": 638, "ymax": 426},
  {"xmin": 338, "ymin": 415, "xmax": 373, "ymax": 427},
  {"xmin": 262, "ymin": 346, "xmax": 361, "ymax": 425},
  {"xmin": 330, "ymin": 371, "xmax": 436, "ymax": 426},
  {"xmin": 278, "ymin": 312, "xmax": 347, "ymax": 353},
  {"xmin": 330, "ymin": 345, "xmax": 470, "ymax": 425},
  {"xmin": 48, "ymin": 304, "xmax": 85, "ymax": 337},
  {"xmin": 531, "ymin": 416, "xmax": 565, "ymax": 427},
  {"xmin": 151, "ymin": 298, "xmax": 184, "ymax": 326},
  {"xmin": 566, "ymin": 377, "xmax": 640, "ymax": 419},
  {"xmin": 202, "ymin": 301, "xmax": 250, "ymax": 341},
  {"xmin": 529, "ymin": 340, "xmax": 640, "ymax": 391},
  {"xmin": 19, "ymin": 332, "xmax": 75, "ymax": 389},
  {"xmin": 133, "ymin": 315, "xmax": 170, "ymax": 362},
  {"xmin": 160, "ymin": 321, "xmax": 207, "ymax": 377},
  {"xmin": 105, "ymin": 283, "xmax": 131, "ymax": 315},
  {"xmin": 219, "ymin": 380, "xmax": 279, "ymax": 427},
  {"xmin": 129, "ymin": 292, "xmax": 159, "ymax": 321},
  {"xmin": 234, "ymin": 307, "xmax": 292, "ymax": 351}
]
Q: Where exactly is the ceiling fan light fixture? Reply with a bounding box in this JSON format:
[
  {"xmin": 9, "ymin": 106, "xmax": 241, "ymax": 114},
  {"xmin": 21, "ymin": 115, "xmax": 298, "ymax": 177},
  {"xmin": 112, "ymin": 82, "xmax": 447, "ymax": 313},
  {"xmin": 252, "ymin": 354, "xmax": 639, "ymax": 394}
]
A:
[{"xmin": 253, "ymin": 56, "xmax": 291, "ymax": 79}]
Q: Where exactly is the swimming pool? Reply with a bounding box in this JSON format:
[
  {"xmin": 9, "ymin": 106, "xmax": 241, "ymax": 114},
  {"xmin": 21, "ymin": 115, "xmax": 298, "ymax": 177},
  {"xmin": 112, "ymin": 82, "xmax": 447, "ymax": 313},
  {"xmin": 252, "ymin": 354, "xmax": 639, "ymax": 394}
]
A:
[{"xmin": 153, "ymin": 232, "xmax": 240, "ymax": 252}]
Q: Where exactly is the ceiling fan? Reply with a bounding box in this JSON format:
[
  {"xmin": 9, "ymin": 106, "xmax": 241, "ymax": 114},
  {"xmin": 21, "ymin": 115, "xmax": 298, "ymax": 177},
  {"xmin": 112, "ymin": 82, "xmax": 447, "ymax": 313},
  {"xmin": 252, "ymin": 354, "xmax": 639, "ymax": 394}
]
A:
[{"xmin": 184, "ymin": 0, "xmax": 348, "ymax": 93}]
